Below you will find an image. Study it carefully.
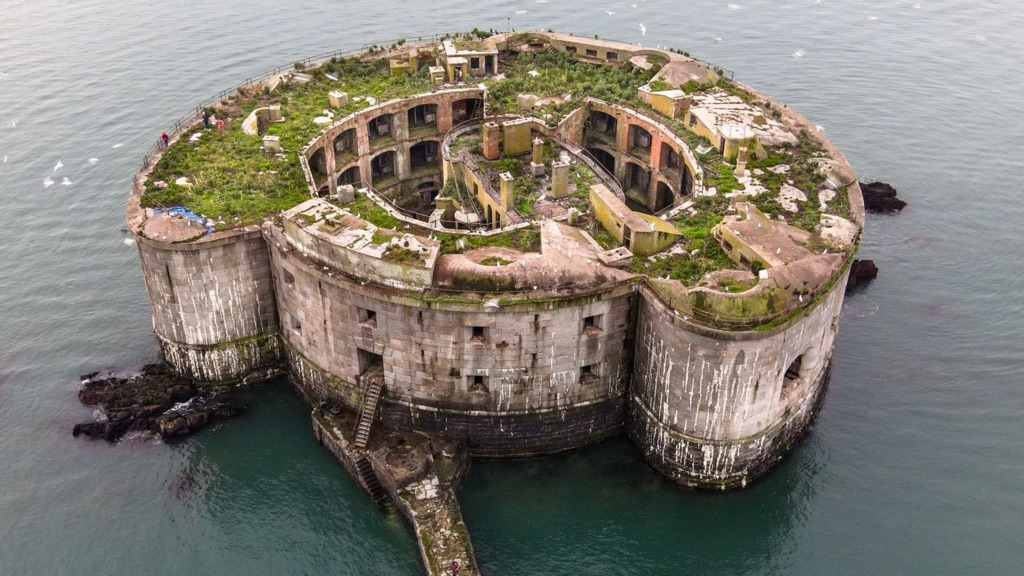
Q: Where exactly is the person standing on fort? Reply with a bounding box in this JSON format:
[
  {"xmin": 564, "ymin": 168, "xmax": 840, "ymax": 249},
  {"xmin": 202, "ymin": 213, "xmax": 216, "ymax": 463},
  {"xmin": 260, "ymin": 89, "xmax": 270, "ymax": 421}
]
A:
[
  {"xmin": 202, "ymin": 110, "xmax": 211, "ymax": 129},
  {"xmin": 215, "ymin": 118, "xmax": 225, "ymax": 138},
  {"xmin": 160, "ymin": 132, "xmax": 169, "ymax": 149}
]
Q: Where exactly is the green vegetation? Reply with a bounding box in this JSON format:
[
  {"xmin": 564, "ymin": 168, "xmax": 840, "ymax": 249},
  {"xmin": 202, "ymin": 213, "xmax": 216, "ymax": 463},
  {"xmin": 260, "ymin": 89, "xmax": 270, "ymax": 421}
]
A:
[
  {"xmin": 629, "ymin": 238, "xmax": 735, "ymax": 286},
  {"xmin": 718, "ymin": 277, "xmax": 758, "ymax": 292},
  {"xmin": 141, "ymin": 56, "xmax": 431, "ymax": 226},
  {"xmin": 705, "ymin": 163, "xmax": 742, "ymax": 195},
  {"xmin": 480, "ymin": 257, "xmax": 512, "ymax": 266},
  {"xmin": 382, "ymin": 244, "xmax": 422, "ymax": 265},
  {"xmin": 585, "ymin": 220, "xmax": 619, "ymax": 249},
  {"xmin": 435, "ymin": 226, "xmax": 541, "ymax": 255},
  {"xmin": 648, "ymin": 80, "xmax": 674, "ymax": 91},
  {"xmin": 347, "ymin": 191, "xmax": 402, "ymax": 229},
  {"xmin": 484, "ymin": 50, "xmax": 658, "ymax": 121}
]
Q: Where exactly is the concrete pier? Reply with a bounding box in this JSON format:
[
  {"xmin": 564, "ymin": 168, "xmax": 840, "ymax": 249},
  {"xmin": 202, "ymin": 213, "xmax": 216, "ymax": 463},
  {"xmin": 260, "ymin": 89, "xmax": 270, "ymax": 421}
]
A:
[{"xmin": 312, "ymin": 408, "xmax": 479, "ymax": 576}]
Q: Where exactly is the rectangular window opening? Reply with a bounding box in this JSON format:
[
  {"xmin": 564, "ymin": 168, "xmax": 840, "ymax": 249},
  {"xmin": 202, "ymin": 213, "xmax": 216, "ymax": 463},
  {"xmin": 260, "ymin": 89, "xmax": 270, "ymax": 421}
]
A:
[
  {"xmin": 359, "ymin": 307, "xmax": 377, "ymax": 328},
  {"xmin": 471, "ymin": 326, "xmax": 487, "ymax": 344},
  {"xmin": 585, "ymin": 49, "xmax": 598, "ymax": 57},
  {"xmin": 468, "ymin": 374, "xmax": 489, "ymax": 392},
  {"xmin": 579, "ymin": 363, "xmax": 599, "ymax": 384},
  {"xmin": 583, "ymin": 314, "xmax": 603, "ymax": 335}
]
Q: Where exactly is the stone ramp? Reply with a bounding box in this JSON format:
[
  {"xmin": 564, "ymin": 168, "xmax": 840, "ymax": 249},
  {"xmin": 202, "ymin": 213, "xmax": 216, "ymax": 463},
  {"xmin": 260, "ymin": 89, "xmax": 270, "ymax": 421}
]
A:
[{"xmin": 312, "ymin": 408, "xmax": 479, "ymax": 576}]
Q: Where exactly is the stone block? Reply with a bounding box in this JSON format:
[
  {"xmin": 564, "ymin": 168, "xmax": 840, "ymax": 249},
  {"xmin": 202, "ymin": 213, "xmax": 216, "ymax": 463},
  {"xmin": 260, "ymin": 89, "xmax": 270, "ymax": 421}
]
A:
[
  {"xmin": 501, "ymin": 119, "xmax": 532, "ymax": 156},
  {"xmin": 262, "ymin": 135, "xmax": 281, "ymax": 152},
  {"xmin": 334, "ymin": 184, "xmax": 355, "ymax": 204},
  {"xmin": 328, "ymin": 91, "xmax": 349, "ymax": 108},
  {"xmin": 550, "ymin": 161, "xmax": 570, "ymax": 198}
]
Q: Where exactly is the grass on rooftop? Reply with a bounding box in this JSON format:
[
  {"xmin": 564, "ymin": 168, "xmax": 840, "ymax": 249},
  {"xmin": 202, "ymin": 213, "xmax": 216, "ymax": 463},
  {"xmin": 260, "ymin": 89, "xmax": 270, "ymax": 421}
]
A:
[
  {"xmin": 141, "ymin": 57, "xmax": 432, "ymax": 227},
  {"xmin": 484, "ymin": 50, "xmax": 658, "ymax": 123}
]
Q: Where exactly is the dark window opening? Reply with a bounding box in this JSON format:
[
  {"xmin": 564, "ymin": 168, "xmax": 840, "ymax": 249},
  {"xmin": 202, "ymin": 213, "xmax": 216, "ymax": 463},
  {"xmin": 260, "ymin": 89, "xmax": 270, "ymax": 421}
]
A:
[
  {"xmin": 589, "ymin": 111, "xmax": 618, "ymax": 138},
  {"xmin": 290, "ymin": 314, "xmax": 301, "ymax": 333},
  {"xmin": 469, "ymin": 374, "xmax": 489, "ymax": 392},
  {"xmin": 629, "ymin": 125, "xmax": 652, "ymax": 152},
  {"xmin": 410, "ymin": 140, "xmax": 439, "ymax": 170},
  {"xmin": 583, "ymin": 314, "xmax": 603, "ymax": 334},
  {"xmin": 585, "ymin": 48, "xmax": 598, "ymax": 57},
  {"xmin": 337, "ymin": 166, "xmax": 360, "ymax": 188},
  {"xmin": 565, "ymin": 46, "xmax": 577, "ymax": 53},
  {"xmin": 359, "ymin": 308, "xmax": 377, "ymax": 328},
  {"xmin": 333, "ymin": 128, "xmax": 356, "ymax": 157},
  {"xmin": 579, "ymin": 364, "xmax": 599, "ymax": 384},
  {"xmin": 449, "ymin": 366, "xmax": 461, "ymax": 378},
  {"xmin": 625, "ymin": 163, "xmax": 650, "ymax": 193},
  {"xmin": 368, "ymin": 114, "xmax": 393, "ymax": 140},
  {"xmin": 688, "ymin": 114, "xmax": 698, "ymax": 127},
  {"xmin": 470, "ymin": 57, "xmax": 480, "ymax": 69},
  {"xmin": 783, "ymin": 355, "xmax": 803, "ymax": 388},
  {"xmin": 587, "ymin": 147, "xmax": 616, "ymax": 175},
  {"xmin": 452, "ymin": 98, "xmax": 483, "ymax": 123},
  {"xmin": 283, "ymin": 270, "xmax": 295, "ymax": 286},
  {"xmin": 660, "ymin": 143, "xmax": 680, "ymax": 169},
  {"xmin": 606, "ymin": 51, "xmax": 618, "ymax": 62},
  {"xmin": 371, "ymin": 152, "xmax": 396, "ymax": 181},
  {"xmin": 470, "ymin": 326, "xmax": 487, "ymax": 344},
  {"xmin": 309, "ymin": 147, "xmax": 327, "ymax": 177},
  {"xmin": 655, "ymin": 181, "xmax": 675, "ymax": 212},
  {"xmin": 408, "ymin": 104, "xmax": 438, "ymax": 128}
]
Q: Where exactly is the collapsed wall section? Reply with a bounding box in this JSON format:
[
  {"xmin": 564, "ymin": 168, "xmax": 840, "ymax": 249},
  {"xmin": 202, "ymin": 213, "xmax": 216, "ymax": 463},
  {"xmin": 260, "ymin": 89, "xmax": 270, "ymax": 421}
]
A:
[
  {"xmin": 267, "ymin": 229, "xmax": 636, "ymax": 456},
  {"xmin": 628, "ymin": 271, "xmax": 849, "ymax": 489},
  {"xmin": 136, "ymin": 230, "xmax": 281, "ymax": 384}
]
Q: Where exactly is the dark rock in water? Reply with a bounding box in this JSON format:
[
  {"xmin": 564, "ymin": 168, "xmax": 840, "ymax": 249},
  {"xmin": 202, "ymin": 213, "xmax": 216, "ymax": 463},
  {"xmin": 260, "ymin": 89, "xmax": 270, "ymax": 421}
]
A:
[
  {"xmin": 847, "ymin": 259, "xmax": 879, "ymax": 291},
  {"xmin": 860, "ymin": 181, "xmax": 906, "ymax": 213},
  {"xmin": 73, "ymin": 364, "xmax": 245, "ymax": 442}
]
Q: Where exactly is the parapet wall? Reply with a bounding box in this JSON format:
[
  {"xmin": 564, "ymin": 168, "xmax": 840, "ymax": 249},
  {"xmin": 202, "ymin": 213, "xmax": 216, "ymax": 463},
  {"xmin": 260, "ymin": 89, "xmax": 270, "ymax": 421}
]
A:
[{"xmin": 135, "ymin": 230, "xmax": 281, "ymax": 384}]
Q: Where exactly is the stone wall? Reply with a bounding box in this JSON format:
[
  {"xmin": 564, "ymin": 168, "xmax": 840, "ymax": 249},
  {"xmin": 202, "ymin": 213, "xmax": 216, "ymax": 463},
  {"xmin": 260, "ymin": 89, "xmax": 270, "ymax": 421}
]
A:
[
  {"xmin": 584, "ymin": 100, "xmax": 702, "ymax": 210},
  {"xmin": 627, "ymin": 271, "xmax": 849, "ymax": 488},
  {"xmin": 135, "ymin": 229, "xmax": 281, "ymax": 384},
  {"xmin": 268, "ymin": 235, "xmax": 636, "ymax": 455}
]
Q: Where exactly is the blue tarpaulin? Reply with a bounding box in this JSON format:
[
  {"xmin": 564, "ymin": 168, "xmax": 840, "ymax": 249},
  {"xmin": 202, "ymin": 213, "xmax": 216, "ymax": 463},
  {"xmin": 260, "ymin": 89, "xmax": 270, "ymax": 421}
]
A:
[{"xmin": 153, "ymin": 207, "xmax": 214, "ymax": 235}]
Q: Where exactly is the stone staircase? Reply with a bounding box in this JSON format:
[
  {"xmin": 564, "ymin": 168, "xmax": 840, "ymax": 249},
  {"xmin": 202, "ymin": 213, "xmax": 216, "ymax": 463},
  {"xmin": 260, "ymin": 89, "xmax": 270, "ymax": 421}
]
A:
[
  {"xmin": 354, "ymin": 455, "xmax": 389, "ymax": 504},
  {"xmin": 353, "ymin": 376, "xmax": 383, "ymax": 449}
]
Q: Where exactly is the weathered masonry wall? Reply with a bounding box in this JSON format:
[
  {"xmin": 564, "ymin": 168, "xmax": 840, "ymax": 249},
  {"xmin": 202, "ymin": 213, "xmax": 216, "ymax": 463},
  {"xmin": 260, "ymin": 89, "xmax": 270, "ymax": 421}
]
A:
[
  {"xmin": 268, "ymin": 234, "xmax": 636, "ymax": 456},
  {"xmin": 628, "ymin": 272, "xmax": 849, "ymax": 489},
  {"xmin": 305, "ymin": 88, "xmax": 485, "ymax": 198},
  {"xmin": 583, "ymin": 100, "xmax": 701, "ymax": 212},
  {"xmin": 136, "ymin": 230, "xmax": 281, "ymax": 384}
]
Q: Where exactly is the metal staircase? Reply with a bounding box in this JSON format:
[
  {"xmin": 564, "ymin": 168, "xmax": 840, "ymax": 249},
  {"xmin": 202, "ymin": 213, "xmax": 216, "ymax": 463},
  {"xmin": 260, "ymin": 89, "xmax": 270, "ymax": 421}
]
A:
[
  {"xmin": 353, "ymin": 377, "xmax": 383, "ymax": 449},
  {"xmin": 354, "ymin": 455, "xmax": 388, "ymax": 503}
]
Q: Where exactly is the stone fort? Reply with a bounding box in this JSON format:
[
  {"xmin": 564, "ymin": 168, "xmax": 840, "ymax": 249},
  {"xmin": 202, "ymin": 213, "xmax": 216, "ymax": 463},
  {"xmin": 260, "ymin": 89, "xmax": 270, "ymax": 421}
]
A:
[{"xmin": 128, "ymin": 30, "xmax": 863, "ymax": 574}]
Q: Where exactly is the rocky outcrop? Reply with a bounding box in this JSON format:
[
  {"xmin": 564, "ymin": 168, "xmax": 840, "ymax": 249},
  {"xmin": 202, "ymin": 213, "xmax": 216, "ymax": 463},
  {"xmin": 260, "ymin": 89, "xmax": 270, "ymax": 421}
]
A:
[
  {"xmin": 860, "ymin": 181, "xmax": 906, "ymax": 213},
  {"xmin": 73, "ymin": 364, "xmax": 245, "ymax": 442},
  {"xmin": 846, "ymin": 259, "xmax": 879, "ymax": 291}
]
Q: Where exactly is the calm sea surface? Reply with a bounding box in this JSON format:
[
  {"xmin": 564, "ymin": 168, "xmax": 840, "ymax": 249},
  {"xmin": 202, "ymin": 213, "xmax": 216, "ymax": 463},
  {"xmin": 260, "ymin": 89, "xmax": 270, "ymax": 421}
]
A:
[{"xmin": 1, "ymin": 0, "xmax": 1022, "ymax": 574}]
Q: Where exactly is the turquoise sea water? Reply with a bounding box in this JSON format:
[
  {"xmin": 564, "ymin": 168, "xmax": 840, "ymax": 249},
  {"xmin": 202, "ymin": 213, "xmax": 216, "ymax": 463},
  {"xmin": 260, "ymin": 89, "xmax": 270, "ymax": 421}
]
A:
[{"xmin": 1, "ymin": 0, "xmax": 1022, "ymax": 573}]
